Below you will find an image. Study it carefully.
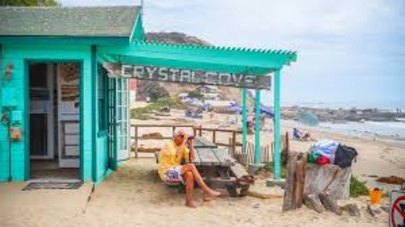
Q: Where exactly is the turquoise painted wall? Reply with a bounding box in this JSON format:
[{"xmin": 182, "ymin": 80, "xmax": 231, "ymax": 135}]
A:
[
  {"xmin": 0, "ymin": 43, "xmax": 98, "ymax": 181},
  {"xmin": 0, "ymin": 46, "xmax": 6, "ymax": 180},
  {"xmin": 96, "ymin": 135, "xmax": 108, "ymax": 180},
  {"xmin": 94, "ymin": 47, "xmax": 109, "ymax": 181}
]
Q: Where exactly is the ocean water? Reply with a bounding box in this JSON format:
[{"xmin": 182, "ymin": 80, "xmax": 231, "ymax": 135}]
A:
[
  {"xmin": 260, "ymin": 91, "xmax": 405, "ymax": 110},
  {"xmin": 283, "ymin": 120, "xmax": 405, "ymax": 141},
  {"xmin": 250, "ymin": 90, "xmax": 405, "ymax": 139},
  {"xmin": 317, "ymin": 121, "xmax": 405, "ymax": 140}
]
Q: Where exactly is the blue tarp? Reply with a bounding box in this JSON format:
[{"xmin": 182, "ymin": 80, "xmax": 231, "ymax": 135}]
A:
[
  {"xmin": 253, "ymin": 106, "xmax": 274, "ymax": 118},
  {"xmin": 225, "ymin": 101, "xmax": 274, "ymax": 118},
  {"xmin": 227, "ymin": 101, "xmax": 243, "ymax": 113},
  {"xmin": 295, "ymin": 111, "xmax": 319, "ymax": 126},
  {"xmin": 260, "ymin": 106, "xmax": 274, "ymax": 117}
]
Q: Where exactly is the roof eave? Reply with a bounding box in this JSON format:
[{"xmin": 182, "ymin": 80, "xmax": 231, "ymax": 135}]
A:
[
  {"xmin": 0, "ymin": 35, "xmax": 130, "ymax": 45},
  {"xmin": 129, "ymin": 11, "xmax": 146, "ymax": 44}
]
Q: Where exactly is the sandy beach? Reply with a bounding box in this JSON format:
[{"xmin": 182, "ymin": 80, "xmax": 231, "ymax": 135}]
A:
[{"xmin": 1, "ymin": 108, "xmax": 404, "ymax": 227}]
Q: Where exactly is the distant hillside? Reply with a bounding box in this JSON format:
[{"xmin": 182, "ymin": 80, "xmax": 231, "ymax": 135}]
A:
[
  {"xmin": 146, "ymin": 32, "xmax": 211, "ymax": 46},
  {"xmin": 137, "ymin": 32, "xmax": 254, "ymax": 107}
]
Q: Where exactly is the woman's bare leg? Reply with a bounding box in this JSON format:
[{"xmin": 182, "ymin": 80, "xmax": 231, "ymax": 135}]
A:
[
  {"xmin": 183, "ymin": 171, "xmax": 196, "ymax": 208},
  {"xmin": 181, "ymin": 164, "xmax": 220, "ymax": 196}
]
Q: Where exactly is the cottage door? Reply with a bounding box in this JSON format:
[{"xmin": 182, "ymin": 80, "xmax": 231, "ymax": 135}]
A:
[
  {"xmin": 107, "ymin": 78, "xmax": 130, "ymax": 169},
  {"xmin": 115, "ymin": 78, "xmax": 130, "ymax": 161},
  {"xmin": 107, "ymin": 78, "xmax": 118, "ymax": 170}
]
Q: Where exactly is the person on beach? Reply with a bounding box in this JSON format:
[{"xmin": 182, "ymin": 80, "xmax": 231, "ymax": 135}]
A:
[
  {"xmin": 293, "ymin": 128, "xmax": 313, "ymax": 141},
  {"xmin": 158, "ymin": 129, "xmax": 221, "ymax": 208}
]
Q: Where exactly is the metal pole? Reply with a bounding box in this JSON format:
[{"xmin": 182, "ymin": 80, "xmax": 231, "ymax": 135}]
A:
[
  {"xmin": 242, "ymin": 88, "xmax": 247, "ymax": 153},
  {"xmin": 273, "ymin": 69, "xmax": 281, "ymax": 180},
  {"xmin": 254, "ymin": 89, "xmax": 261, "ymax": 164}
]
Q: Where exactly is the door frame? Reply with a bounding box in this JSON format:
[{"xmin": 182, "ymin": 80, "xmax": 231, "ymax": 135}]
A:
[
  {"xmin": 107, "ymin": 77, "xmax": 117, "ymax": 170},
  {"xmin": 29, "ymin": 63, "xmax": 55, "ymax": 160},
  {"xmin": 25, "ymin": 59, "xmax": 84, "ymax": 180}
]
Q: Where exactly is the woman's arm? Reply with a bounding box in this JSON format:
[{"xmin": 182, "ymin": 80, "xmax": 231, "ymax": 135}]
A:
[{"xmin": 187, "ymin": 139, "xmax": 195, "ymax": 162}]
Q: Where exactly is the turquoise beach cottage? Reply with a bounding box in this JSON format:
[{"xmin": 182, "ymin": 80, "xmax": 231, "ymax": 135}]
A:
[
  {"xmin": 0, "ymin": 6, "xmax": 142, "ymax": 182},
  {"xmin": 0, "ymin": 6, "xmax": 296, "ymax": 183}
]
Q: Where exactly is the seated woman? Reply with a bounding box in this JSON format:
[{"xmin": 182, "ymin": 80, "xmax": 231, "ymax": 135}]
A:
[{"xmin": 158, "ymin": 129, "xmax": 221, "ymax": 208}]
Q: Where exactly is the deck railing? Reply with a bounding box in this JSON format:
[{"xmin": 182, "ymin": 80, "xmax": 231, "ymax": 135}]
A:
[{"xmin": 131, "ymin": 123, "xmax": 243, "ymax": 158}]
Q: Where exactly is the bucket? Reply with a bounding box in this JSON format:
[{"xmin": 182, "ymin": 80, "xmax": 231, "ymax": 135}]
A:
[{"xmin": 369, "ymin": 188, "xmax": 383, "ymax": 205}]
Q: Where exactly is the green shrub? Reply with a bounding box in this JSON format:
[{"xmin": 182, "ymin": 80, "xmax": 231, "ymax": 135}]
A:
[
  {"xmin": 131, "ymin": 108, "xmax": 151, "ymax": 120},
  {"xmin": 131, "ymin": 96, "xmax": 187, "ymax": 119},
  {"xmin": 148, "ymin": 84, "xmax": 170, "ymax": 101},
  {"xmin": 263, "ymin": 162, "xmax": 287, "ymax": 178},
  {"xmin": 188, "ymin": 90, "xmax": 203, "ymax": 99},
  {"xmin": 350, "ymin": 175, "xmax": 369, "ymax": 197}
]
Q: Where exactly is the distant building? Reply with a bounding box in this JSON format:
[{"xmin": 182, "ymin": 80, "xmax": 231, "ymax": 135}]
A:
[{"xmin": 196, "ymin": 85, "xmax": 221, "ymax": 100}]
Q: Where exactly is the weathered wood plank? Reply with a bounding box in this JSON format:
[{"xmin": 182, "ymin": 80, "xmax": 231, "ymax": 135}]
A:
[
  {"xmin": 196, "ymin": 148, "xmax": 219, "ymax": 165},
  {"xmin": 283, "ymin": 152, "xmax": 299, "ymax": 212},
  {"xmin": 304, "ymin": 164, "xmax": 351, "ymax": 200},
  {"xmin": 193, "ymin": 139, "xmax": 204, "ymax": 148},
  {"xmin": 230, "ymin": 163, "xmax": 249, "ymax": 179},
  {"xmin": 193, "ymin": 136, "xmax": 217, "ymax": 148},
  {"xmin": 212, "ymin": 148, "xmax": 235, "ymax": 166}
]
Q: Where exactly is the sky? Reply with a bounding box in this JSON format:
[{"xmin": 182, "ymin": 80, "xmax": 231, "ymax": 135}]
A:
[{"xmin": 60, "ymin": 0, "xmax": 405, "ymax": 108}]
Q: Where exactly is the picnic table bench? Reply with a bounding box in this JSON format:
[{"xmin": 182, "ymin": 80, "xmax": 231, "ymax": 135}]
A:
[
  {"xmin": 155, "ymin": 136, "xmax": 254, "ymax": 196},
  {"xmin": 192, "ymin": 137, "xmax": 254, "ymax": 197}
]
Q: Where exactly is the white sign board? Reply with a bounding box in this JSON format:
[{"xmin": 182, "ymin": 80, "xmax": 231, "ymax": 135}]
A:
[
  {"xmin": 390, "ymin": 190, "xmax": 405, "ymax": 227},
  {"xmin": 103, "ymin": 63, "xmax": 272, "ymax": 90}
]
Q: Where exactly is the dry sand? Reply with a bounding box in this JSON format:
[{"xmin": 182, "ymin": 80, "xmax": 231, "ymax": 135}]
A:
[{"xmin": 1, "ymin": 108, "xmax": 404, "ymax": 227}]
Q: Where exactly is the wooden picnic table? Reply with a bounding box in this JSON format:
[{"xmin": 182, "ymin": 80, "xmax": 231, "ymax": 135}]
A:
[
  {"xmin": 192, "ymin": 136, "xmax": 217, "ymax": 149},
  {"xmin": 191, "ymin": 137, "xmax": 254, "ymax": 197}
]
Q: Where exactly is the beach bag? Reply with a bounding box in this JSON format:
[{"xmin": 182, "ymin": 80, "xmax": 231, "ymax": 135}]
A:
[
  {"xmin": 308, "ymin": 151, "xmax": 320, "ymax": 163},
  {"xmin": 334, "ymin": 145, "xmax": 358, "ymax": 168},
  {"xmin": 316, "ymin": 156, "xmax": 330, "ymax": 165}
]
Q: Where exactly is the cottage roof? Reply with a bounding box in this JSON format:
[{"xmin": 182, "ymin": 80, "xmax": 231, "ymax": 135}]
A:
[{"xmin": 0, "ymin": 6, "xmax": 140, "ymax": 37}]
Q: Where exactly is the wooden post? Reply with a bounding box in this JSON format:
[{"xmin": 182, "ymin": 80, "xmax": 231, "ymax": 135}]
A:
[
  {"xmin": 294, "ymin": 156, "xmax": 307, "ymax": 208},
  {"xmin": 242, "ymin": 88, "xmax": 247, "ymax": 153},
  {"xmin": 199, "ymin": 125, "xmax": 202, "ymax": 136},
  {"xmin": 193, "ymin": 127, "xmax": 196, "ymax": 136},
  {"xmin": 283, "ymin": 152, "xmax": 297, "ymax": 212},
  {"xmin": 232, "ymin": 131, "xmax": 237, "ymax": 155},
  {"xmin": 172, "ymin": 127, "xmax": 176, "ymax": 136},
  {"xmin": 134, "ymin": 126, "xmax": 139, "ymax": 158},
  {"xmin": 283, "ymin": 152, "xmax": 307, "ymax": 212},
  {"xmin": 228, "ymin": 138, "xmax": 234, "ymax": 157},
  {"xmin": 213, "ymin": 131, "xmax": 216, "ymax": 144}
]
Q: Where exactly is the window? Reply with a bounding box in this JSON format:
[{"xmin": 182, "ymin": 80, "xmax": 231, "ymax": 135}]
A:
[
  {"xmin": 98, "ymin": 64, "xmax": 108, "ymax": 131},
  {"xmin": 29, "ymin": 63, "xmax": 48, "ymax": 88}
]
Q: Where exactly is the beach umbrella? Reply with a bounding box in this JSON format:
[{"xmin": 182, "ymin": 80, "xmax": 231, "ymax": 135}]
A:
[
  {"xmin": 295, "ymin": 110, "xmax": 319, "ymax": 126},
  {"xmin": 227, "ymin": 105, "xmax": 242, "ymax": 113},
  {"xmin": 260, "ymin": 106, "xmax": 274, "ymax": 118}
]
